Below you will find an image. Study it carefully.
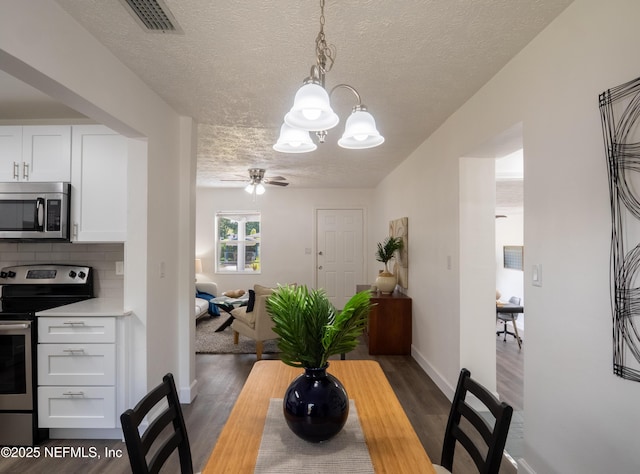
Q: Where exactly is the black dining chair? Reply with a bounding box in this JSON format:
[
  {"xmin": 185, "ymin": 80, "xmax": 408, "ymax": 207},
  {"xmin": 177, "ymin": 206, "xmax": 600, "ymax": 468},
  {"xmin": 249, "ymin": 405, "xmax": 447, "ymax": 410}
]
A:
[
  {"xmin": 496, "ymin": 296, "xmax": 522, "ymax": 349},
  {"xmin": 433, "ymin": 368, "xmax": 513, "ymax": 474},
  {"xmin": 120, "ymin": 373, "xmax": 194, "ymax": 474}
]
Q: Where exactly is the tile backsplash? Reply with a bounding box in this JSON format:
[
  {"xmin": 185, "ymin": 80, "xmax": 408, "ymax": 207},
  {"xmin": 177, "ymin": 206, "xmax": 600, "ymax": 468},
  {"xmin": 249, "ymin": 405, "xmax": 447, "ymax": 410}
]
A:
[{"xmin": 0, "ymin": 242, "xmax": 124, "ymax": 299}]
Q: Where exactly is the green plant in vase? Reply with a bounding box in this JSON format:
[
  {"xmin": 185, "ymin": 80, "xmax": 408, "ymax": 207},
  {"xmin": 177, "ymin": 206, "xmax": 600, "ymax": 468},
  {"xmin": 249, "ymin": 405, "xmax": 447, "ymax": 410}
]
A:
[
  {"xmin": 375, "ymin": 236, "xmax": 403, "ymax": 293},
  {"xmin": 266, "ymin": 285, "xmax": 373, "ymax": 442},
  {"xmin": 266, "ymin": 285, "xmax": 372, "ymax": 368}
]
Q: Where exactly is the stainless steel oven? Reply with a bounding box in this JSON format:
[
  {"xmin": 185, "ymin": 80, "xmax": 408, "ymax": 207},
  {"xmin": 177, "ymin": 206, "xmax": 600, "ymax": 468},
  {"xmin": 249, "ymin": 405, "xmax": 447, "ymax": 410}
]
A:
[
  {"xmin": 0, "ymin": 320, "xmax": 33, "ymax": 409},
  {"xmin": 0, "ymin": 319, "xmax": 35, "ymax": 446},
  {"xmin": 0, "ymin": 264, "xmax": 94, "ymax": 446},
  {"xmin": 0, "ymin": 182, "xmax": 70, "ymax": 241}
]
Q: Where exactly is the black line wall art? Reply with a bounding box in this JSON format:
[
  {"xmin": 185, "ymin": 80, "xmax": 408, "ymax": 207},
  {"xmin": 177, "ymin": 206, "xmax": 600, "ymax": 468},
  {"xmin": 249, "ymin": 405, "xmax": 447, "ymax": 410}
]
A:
[{"xmin": 600, "ymin": 76, "xmax": 640, "ymax": 382}]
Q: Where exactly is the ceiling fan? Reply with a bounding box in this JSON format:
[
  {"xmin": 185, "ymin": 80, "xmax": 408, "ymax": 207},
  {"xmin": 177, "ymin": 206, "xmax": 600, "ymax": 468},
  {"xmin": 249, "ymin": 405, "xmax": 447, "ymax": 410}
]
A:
[{"xmin": 222, "ymin": 168, "xmax": 289, "ymax": 196}]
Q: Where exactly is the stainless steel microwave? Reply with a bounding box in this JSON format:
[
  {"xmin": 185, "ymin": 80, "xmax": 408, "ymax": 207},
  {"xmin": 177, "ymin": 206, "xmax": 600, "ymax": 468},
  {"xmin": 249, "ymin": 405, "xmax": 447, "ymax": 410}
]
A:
[{"xmin": 0, "ymin": 182, "xmax": 70, "ymax": 241}]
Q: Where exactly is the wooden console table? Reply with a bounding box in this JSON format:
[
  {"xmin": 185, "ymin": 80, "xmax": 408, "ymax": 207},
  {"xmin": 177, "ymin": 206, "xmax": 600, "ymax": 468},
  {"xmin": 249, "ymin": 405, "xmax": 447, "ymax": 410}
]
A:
[{"xmin": 357, "ymin": 284, "xmax": 412, "ymax": 355}]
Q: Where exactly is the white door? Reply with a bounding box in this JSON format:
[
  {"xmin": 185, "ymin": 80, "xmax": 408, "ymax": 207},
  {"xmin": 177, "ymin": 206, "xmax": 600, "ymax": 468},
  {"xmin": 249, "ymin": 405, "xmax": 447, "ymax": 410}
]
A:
[{"xmin": 316, "ymin": 209, "xmax": 364, "ymax": 309}]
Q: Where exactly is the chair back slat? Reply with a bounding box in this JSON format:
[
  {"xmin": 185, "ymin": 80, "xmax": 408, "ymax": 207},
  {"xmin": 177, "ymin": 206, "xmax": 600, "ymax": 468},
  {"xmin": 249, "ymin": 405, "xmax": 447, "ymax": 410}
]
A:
[
  {"xmin": 440, "ymin": 368, "xmax": 513, "ymax": 474},
  {"xmin": 120, "ymin": 373, "xmax": 194, "ymax": 474}
]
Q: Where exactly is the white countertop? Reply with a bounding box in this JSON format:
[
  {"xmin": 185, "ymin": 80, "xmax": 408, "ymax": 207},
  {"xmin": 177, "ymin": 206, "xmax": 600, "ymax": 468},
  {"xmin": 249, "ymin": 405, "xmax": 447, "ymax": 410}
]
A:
[{"xmin": 36, "ymin": 297, "xmax": 131, "ymax": 317}]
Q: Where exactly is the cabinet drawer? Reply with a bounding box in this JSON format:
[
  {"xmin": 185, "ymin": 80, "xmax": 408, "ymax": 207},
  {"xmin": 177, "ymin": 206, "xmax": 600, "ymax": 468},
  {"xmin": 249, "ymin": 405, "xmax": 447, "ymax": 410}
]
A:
[
  {"xmin": 38, "ymin": 343, "xmax": 115, "ymax": 386},
  {"xmin": 38, "ymin": 317, "xmax": 115, "ymax": 343},
  {"xmin": 38, "ymin": 386, "xmax": 115, "ymax": 428}
]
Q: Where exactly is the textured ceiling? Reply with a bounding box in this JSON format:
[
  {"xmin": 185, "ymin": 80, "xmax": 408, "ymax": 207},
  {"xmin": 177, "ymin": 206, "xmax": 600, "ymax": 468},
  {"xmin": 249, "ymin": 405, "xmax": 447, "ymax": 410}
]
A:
[{"xmin": 2, "ymin": 0, "xmax": 573, "ymax": 188}]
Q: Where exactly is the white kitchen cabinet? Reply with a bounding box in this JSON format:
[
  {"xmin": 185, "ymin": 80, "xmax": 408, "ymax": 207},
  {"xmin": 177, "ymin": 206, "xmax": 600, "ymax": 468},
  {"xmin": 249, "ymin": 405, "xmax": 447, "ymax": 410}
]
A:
[
  {"xmin": 0, "ymin": 125, "xmax": 71, "ymax": 182},
  {"xmin": 71, "ymin": 125, "xmax": 127, "ymax": 242},
  {"xmin": 38, "ymin": 316, "xmax": 118, "ymax": 430},
  {"xmin": 0, "ymin": 126, "xmax": 22, "ymax": 181},
  {"xmin": 37, "ymin": 386, "xmax": 116, "ymax": 429}
]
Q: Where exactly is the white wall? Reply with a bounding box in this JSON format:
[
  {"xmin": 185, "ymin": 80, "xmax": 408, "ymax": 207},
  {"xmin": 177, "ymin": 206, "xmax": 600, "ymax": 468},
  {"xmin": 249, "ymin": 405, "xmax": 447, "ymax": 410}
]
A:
[
  {"xmin": 0, "ymin": 1, "xmax": 195, "ymax": 405},
  {"xmin": 373, "ymin": 0, "xmax": 640, "ymax": 472},
  {"xmin": 495, "ymin": 210, "xmax": 524, "ymax": 305},
  {"xmin": 196, "ymin": 187, "xmax": 373, "ymax": 292}
]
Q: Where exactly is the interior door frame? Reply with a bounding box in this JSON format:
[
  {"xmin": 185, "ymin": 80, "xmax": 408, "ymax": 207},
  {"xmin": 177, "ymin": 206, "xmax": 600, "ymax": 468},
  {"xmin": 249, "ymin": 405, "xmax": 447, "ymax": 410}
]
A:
[{"xmin": 313, "ymin": 207, "xmax": 368, "ymax": 292}]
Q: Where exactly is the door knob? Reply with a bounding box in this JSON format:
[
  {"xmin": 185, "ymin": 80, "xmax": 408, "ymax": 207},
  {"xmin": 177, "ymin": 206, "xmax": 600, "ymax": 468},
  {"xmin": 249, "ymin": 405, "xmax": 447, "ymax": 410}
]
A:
[
  {"xmin": 318, "ymin": 266, "xmax": 323, "ymax": 270},
  {"xmin": 318, "ymin": 251, "xmax": 323, "ymax": 256}
]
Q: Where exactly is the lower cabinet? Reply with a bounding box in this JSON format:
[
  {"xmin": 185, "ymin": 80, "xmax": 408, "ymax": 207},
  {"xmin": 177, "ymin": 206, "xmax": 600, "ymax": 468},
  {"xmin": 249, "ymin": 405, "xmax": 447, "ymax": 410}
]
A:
[
  {"xmin": 37, "ymin": 317, "xmax": 119, "ymax": 431},
  {"xmin": 357, "ymin": 285, "xmax": 412, "ymax": 355},
  {"xmin": 37, "ymin": 386, "xmax": 116, "ymax": 429}
]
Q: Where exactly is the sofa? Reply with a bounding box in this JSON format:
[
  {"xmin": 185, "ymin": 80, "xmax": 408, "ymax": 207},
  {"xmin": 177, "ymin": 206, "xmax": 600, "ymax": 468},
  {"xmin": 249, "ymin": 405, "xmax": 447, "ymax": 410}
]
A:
[
  {"xmin": 195, "ymin": 281, "xmax": 219, "ymax": 321},
  {"xmin": 230, "ymin": 284, "xmax": 278, "ymax": 360}
]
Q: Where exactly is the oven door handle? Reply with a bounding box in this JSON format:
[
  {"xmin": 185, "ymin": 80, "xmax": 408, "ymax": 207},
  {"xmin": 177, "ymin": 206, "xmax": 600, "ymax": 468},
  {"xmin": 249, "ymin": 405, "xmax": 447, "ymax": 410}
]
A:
[
  {"xmin": 35, "ymin": 197, "xmax": 45, "ymax": 231},
  {"xmin": 0, "ymin": 322, "xmax": 30, "ymax": 330}
]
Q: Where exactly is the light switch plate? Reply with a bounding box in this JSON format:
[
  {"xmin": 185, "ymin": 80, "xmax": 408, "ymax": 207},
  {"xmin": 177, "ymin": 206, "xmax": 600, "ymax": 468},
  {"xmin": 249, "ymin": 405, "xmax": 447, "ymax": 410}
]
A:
[{"xmin": 532, "ymin": 264, "xmax": 542, "ymax": 287}]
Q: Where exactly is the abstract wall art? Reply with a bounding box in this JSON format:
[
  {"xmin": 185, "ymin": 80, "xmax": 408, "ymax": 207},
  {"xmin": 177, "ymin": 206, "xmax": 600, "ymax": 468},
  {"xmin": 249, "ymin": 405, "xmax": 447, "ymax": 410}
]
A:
[{"xmin": 600, "ymin": 76, "xmax": 640, "ymax": 382}]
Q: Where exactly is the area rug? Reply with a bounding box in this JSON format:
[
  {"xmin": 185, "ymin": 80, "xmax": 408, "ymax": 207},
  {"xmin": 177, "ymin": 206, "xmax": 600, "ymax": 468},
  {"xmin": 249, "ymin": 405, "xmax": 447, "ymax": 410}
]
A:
[{"xmin": 195, "ymin": 316, "xmax": 279, "ymax": 354}]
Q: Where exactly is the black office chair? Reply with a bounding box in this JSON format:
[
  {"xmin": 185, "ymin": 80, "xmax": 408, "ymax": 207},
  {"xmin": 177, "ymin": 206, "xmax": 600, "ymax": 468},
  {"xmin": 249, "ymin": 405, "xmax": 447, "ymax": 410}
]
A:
[
  {"xmin": 496, "ymin": 296, "xmax": 522, "ymax": 349},
  {"xmin": 433, "ymin": 368, "xmax": 513, "ymax": 474},
  {"xmin": 120, "ymin": 373, "xmax": 194, "ymax": 474}
]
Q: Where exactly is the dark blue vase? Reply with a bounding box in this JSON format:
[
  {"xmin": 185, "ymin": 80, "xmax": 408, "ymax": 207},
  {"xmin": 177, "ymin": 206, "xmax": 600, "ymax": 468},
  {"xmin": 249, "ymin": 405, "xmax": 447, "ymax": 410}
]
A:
[{"xmin": 282, "ymin": 364, "xmax": 349, "ymax": 443}]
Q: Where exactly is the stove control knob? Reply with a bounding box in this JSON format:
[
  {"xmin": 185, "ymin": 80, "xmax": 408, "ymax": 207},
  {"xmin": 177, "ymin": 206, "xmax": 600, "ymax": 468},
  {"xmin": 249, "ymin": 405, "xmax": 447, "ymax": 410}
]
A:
[
  {"xmin": 78, "ymin": 271, "xmax": 86, "ymax": 280},
  {"xmin": 7, "ymin": 271, "xmax": 16, "ymax": 278},
  {"xmin": 0, "ymin": 272, "xmax": 7, "ymax": 278},
  {"xmin": 68, "ymin": 270, "xmax": 77, "ymax": 278}
]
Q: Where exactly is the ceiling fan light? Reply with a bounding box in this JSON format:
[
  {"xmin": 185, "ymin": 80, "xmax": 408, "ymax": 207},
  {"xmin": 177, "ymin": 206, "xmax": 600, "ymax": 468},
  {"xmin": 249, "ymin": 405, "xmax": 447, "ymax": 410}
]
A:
[
  {"xmin": 338, "ymin": 109, "xmax": 385, "ymax": 149},
  {"xmin": 255, "ymin": 183, "xmax": 266, "ymax": 195},
  {"xmin": 284, "ymin": 83, "xmax": 339, "ymax": 131},
  {"xmin": 244, "ymin": 183, "xmax": 254, "ymax": 194},
  {"xmin": 273, "ymin": 124, "xmax": 317, "ymax": 153}
]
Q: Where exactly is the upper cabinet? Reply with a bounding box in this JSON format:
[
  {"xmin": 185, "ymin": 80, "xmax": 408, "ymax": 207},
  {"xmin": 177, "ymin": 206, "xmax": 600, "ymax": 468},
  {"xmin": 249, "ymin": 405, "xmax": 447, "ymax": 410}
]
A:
[
  {"xmin": 71, "ymin": 125, "xmax": 127, "ymax": 242},
  {"xmin": 0, "ymin": 126, "xmax": 71, "ymax": 182}
]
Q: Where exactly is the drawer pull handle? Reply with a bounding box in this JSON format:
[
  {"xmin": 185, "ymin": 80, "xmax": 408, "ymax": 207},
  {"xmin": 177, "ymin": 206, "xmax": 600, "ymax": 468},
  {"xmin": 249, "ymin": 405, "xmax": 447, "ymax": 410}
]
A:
[
  {"xmin": 63, "ymin": 321, "xmax": 86, "ymax": 326},
  {"xmin": 62, "ymin": 391, "xmax": 85, "ymax": 397},
  {"xmin": 62, "ymin": 348, "xmax": 85, "ymax": 354}
]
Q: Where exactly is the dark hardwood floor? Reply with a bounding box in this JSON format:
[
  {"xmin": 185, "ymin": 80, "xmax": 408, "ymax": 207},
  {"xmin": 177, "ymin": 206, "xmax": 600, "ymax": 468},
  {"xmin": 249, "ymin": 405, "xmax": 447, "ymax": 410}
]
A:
[
  {"xmin": 1, "ymin": 338, "xmax": 521, "ymax": 474},
  {"xmin": 496, "ymin": 330, "xmax": 524, "ymax": 412}
]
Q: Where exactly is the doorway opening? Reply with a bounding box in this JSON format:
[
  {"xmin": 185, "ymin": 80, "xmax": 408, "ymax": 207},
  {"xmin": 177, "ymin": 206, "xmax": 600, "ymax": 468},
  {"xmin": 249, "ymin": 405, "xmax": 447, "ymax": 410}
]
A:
[{"xmin": 459, "ymin": 122, "xmax": 524, "ymax": 463}]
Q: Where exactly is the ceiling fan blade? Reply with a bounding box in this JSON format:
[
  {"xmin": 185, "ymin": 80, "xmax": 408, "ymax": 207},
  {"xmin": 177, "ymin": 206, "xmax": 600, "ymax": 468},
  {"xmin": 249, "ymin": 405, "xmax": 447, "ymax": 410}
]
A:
[
  {"xmin": 267, "ymin": 181, "xmax": 289, "ymax": 187},
  {"xmin": 266, "ymin": 176, "xmax": 286, "ymax": 182},
  {"xmin": 220, "ymin": 178, "xmax": 248, "ymax": 182}
]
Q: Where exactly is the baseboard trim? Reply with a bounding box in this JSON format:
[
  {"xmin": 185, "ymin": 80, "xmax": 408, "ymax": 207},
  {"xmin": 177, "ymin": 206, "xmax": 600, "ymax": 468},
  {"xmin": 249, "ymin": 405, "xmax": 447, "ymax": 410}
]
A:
[
  {"xmin": 411, "ymin": 344, "xmax": 456, "ymax": 401},
  {"xmin": 179, "ymin": 378, "xmax": 198, "ymax": 404},
  {"xmin": 518, "ymin": 458, "xmax": 536, "ymax": 474}
]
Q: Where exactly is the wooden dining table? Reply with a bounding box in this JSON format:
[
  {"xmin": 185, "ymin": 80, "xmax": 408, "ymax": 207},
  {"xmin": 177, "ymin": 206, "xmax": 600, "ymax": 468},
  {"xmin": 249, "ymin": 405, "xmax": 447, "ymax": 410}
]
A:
[{"xmin": 202, "ymin": 359, "xmax": 436, "ymax": 473}]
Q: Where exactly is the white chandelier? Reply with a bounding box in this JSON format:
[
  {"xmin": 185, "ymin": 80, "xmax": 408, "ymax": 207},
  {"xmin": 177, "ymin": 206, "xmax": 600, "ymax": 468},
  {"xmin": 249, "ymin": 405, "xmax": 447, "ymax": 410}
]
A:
[{"xmin": 273, "ymin": 0, "xmax": 384, "ymax": 153}]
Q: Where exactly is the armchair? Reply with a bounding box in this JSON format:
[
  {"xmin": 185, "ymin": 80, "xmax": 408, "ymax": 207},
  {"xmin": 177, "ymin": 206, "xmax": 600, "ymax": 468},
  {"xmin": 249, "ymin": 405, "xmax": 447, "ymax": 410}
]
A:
[{"xmin": 230, "ymin": 285, "xmax": 277, "ymax": 360}]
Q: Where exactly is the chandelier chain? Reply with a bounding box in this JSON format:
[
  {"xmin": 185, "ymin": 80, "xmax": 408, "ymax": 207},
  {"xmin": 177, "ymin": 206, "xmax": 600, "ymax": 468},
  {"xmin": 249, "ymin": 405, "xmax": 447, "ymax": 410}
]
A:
[{"xmin": 315, "ymin": 0, "xmax": 335, "ymax": 77}]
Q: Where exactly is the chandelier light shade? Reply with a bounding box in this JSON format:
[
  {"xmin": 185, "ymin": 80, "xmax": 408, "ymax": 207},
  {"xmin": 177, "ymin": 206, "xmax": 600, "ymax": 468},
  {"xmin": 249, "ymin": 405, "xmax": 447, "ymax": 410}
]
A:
[
  {"xmin": 274, "ymin": 0, "xmax": 383, "ymax": 154},
  {"xmin": 273, "ymin": 123, "xmax": 318, "ymax": 153},
  {"xmin": 337, "ymin": 108, "xmax": 385, "ymax": 149},
  {"xmin": 284, "ymin": 83, "xmax": 339, "ymax": 131}
]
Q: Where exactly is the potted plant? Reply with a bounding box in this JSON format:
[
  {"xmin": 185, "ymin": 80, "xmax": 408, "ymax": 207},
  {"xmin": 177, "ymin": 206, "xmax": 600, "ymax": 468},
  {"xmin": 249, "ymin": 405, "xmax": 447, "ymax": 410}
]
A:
[
  {"xmin": 266, "ymin": 285, "xmax": 372, "ymax": 442},
  {"xmin": 375, "ymin": 236, "xmax": 403, "ymax": 293}
]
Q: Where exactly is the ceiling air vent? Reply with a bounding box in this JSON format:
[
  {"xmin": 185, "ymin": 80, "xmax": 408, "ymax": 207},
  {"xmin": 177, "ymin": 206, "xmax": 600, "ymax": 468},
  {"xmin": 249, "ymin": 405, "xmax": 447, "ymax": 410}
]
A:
[{"xmin": 119, "ymin": 0, "xmax": 183, "ymax": 34}]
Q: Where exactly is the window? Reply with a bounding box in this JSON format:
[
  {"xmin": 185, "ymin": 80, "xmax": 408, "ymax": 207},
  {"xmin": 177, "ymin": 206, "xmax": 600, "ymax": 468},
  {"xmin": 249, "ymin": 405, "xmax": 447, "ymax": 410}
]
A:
[
  {"xmin": 215, "ymin": 211, "xmax": 261, "ymax": 273},
  {"xmin": 503, "ymin": 245, "xmax": 524, "ymax": 271}
]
